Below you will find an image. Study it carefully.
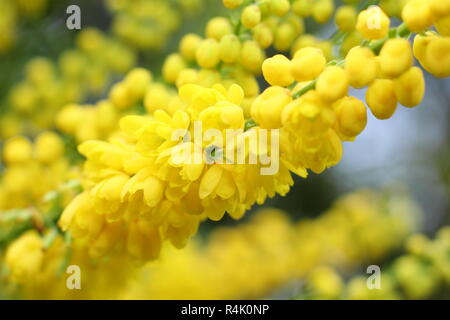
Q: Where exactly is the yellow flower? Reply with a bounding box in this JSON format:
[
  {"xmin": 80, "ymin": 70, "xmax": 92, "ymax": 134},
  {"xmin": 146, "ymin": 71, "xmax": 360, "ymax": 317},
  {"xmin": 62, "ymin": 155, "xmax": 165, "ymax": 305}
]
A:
[
  {"xmin": 163, "ymin": 54, "xmax": 187, "ymax": 84},
  {"xmin": 205, "ymin": 17, "xmax": 232, "ymax": 41},
  {"xmin": 196, "ymin": 38, "xmax": 220, "ymax": 69},
  {"xmin": 219, "ymin": 34, "xmax": 241, "ymax": 63},
  {"xmin": 424, "ymin": 36, "xmax": 450, "ymax": 78},
  {"xmin": 345, "ymin": 46, "xmax": 378, "ymax": 88},
  {"xmin": 179, "ymin": 33, "xmax": 202, "ymax": 61},
  {"xmin": 379, "ymin": 38, "xmax": 413, "ymax": 78},
  {"xmin": 356, "ymin": 5, "xmax": 390, "ymax": 40},
  {"xmin": 5, "ymin": 231, "xmax": 44, "ymax": 284},
  {"xmin": 313, "ymin": 0, "xmax": 334, "ymax": 24},
  {"xmin": 401, "ymin": 0, "xmax": 435, "ymax": 33},
  {"xmin": 123, "ymin": 68, "xmax": 152, "ymax": 101},
  {"xmin": 34, "ymin": 131, "xmax": 65, "ymax": 164},
  {"xmin": 334, "ymin": 96, "xmax": 367, "ymax": 139},
  {"xmin": 394, "ymin": 66, "xmax": 425, "ymax": 107},
  {"xmin": 316, "ymin": 66, "xmax": 349, "ymax": 102},
  {"xmin": 270, "ymin": 0, "xmax": 290, "ymax": 17},
  {"xmin": 240, "ymin": 40, "xmax": 266, "ymax": 74},
  {"xmin": 3, "ymin": 136, "xmax": 33, "ymax": 165},
  {"xmin": 241, "ymin": 4, "xmax": 261, "ymax": 29},
  {"xmin": 251, "ymin": 86, "xmax": 292, "ymax": 128},
  {"xmin": 262, "ymin": 54, "xmax": 294, "ymax": 87},
  {"xmin": 291, "ymin": 47, "xmax": 326, "ymax": 82},
  {"xmin": 366, "ymin": 79, "xmax": 398, "ymax": 119},
  {"xmin": 335, "ymin": 5, "xmax": 357, "ymax": 32},
  {"xmin": 253, "ymin": 23, "xmax": 274, "ymax": 49}
]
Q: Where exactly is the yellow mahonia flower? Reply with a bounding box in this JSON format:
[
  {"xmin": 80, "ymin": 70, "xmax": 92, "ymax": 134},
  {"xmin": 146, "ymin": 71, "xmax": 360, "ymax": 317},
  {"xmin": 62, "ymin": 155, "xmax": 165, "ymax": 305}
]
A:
[
  {"xmin": 196, "ymin": 38, "xmax": 220, "ymax": 69},
  {"xmin": 241, "ymin": 4, "xmax": 261, "ymax": 29},
  {"xmin": 180, "ymin": 33, "xmax": 202, "ymax": 61},
  {"xmin": 205, "ymin": 17, "xmax": 232, "ymax": 41},
  {"xmin": 3, "ymin": 136, "xmax": 33, "ymax": 165},
  {"xmin": 219, "ymin": 34, "xmax": 241, "ymax": 63},
  {"xmin": 356, "ymin": 5, "xmax": 390, "ymax": 40},
  {"xmin": 335, "ymin": 5, "xmax": 357, "ymax": 32},
  {"xmin": 401, "ymin": 0, "xmax": 435, "ymax": 33},
  {"xmin": 316, "ymin": 66, "xmax": 349, "ymax": 102},
  {"xmin": 34, "ymin": 131, "xmax": 65, "ymax": 164},
  {"xmin": 345, "ymin": 46, "xmax": 378, "ymax": 88},
  {"xmin": 394, "ymin": 66, "xmax": 425, "ymax": 108},
  {"xmin": 262, "ymin": 54, "xmax": 294, "ymax": 87},
  {"xmin": 366, "ymin": 79, "xmax": 398, "ymax": 119},
  {"xmin": 291, "ymin": 47, "xmax": 326, "ymax": 82},
  {"xmin": 334, "ymin": 96, "xmax": 367, "ymax": 140},
  {"xmin": 251, "ymin": 86, "xmax": 292, "ymax": 128},
  {"xmin": 163, "ymin": 53, "xmax": 187, "ymax": 84},
  {"xmin": 378, "ymin": 38, "xmax": 413, "ymax": 78}
]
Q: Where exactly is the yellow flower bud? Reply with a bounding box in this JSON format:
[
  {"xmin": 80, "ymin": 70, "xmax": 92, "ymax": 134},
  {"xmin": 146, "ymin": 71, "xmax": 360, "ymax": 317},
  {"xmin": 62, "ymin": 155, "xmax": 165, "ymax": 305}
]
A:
[
  {"xmin": 109, "ymin": 82, "xmax": 133, "ymax": 110},
  {"xmin": 316, "ymin": 66, "xmax": 349, "ymax": 102},
  {"xmin": 435, "ymin": 15, "xmax": 450, "ymax": 36},
  {"xmin": 366, "ymin": 79, "xmax": 398, "ymax": 119},
  {"xmin": 262, "ymin": 54, "xmax": 294, "ymax": 86},
  {"xmin": 345, "ymin": 46, "xmax": 378, "ymax": 88},
  {"xmin": 430, "ymin": 0, "xmax": 450, "ymax": 17},
  {"xmin": 196, "ymin": 38, "xmax": 220, "ymax": 69},
  {"xmin": 241, "ymin": 4, "xmax": 261, "ymax": 29},
  {"xmin": 223, "ymin": 0, "xmax": 243, "ymax": 9},
  {"xmin": 163, "ymin": 54, "xmax": 187, "ymax": 84},
  {"xmin": 144, "ymin": 84, "xmax": 173, "ymax": 113},
  {"xmin": 379, "ymin": 38, "xmax": 413, "ymax": 78},
  {"xmin": 205, "ymin": 17, "xmax": 232, "ymax": 41},
  {"xmin": 3, "ymin": 136, "xmax": 33, "ymax": 165},
  {"xmin": 35, "ymin": 132, "xmax": 65, "ymax": 163},
  {"xmin": 313, "ymin": 0, "xmax": 335, "ymax": 24},
  {"xmin": 401, "ymin": 0, "xmax": 434, "ymax": 33},
  {"xmin": 253, "ymin": 23, "xmax": 274, "ymax": 48},
  {"xmin": 251, "ymin": 86, "xmax": 292, "ymax": 128},
  {"xmin": 292, "ymin": 0, "xmax": 314, "ymax": 17},
  {"xmin": 394, "ymin": 66, "xmax": 425, "ymax": 107},
  {"xmin": 425, "ymin": 36, "xmax": 450, "ymax": 78},
  {"xmin": 270, "ymin": 0, "xmax": 290, "ymax": 17},
  {"xmin": 413, "ymin": 33, "xmax": 437, "ymax": 72},
  {"xmin": 356, "ymin": 5, "xmax": 390, "ymax": 40},
  {"xmin": 334, "ymin": 96, "xmax": 367, "ymax": 138},
  {"xmin": 240, "ymin": 40, "xmax": 265, "ymax": 74},
  {"xmin": 219, "ymin": 34, "xmax": 241, "ymax": 63},
  {"xmin": 335, "ymin": 5, "xmax": 357, "ymax": 32},
  {"xmin": 176, "ymin": 68, "xmax": 199, "ymax": 88},
  {"xmin": 291, "ymin": 47, "xmax": 326, "ymax": 82},
  {"xmin": 5, "ymin": 231, "xmax": 44, "ymax": 284},
  {"xmin": 179, "ymin": 33, "xmax": 202, "ymax": 60},
  {"xmin": 124, "ymin": 68, "xmax": 152, "ymax": 100},
  {"xmin": 274, "ymin": 22, "xmax": 297, "ymax": 51}
]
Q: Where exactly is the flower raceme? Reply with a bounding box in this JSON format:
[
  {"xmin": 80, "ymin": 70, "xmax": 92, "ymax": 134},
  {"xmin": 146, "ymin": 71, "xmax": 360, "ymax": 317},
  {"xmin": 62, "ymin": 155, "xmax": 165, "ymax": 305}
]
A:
[
  {"xmin": 55, "ymin": 3, "xmax": 449, "ymax": 263},
  {"xmin": 59, "ymin": 84, "xmax": 294, "ymax": 261}
]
